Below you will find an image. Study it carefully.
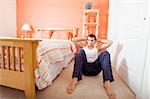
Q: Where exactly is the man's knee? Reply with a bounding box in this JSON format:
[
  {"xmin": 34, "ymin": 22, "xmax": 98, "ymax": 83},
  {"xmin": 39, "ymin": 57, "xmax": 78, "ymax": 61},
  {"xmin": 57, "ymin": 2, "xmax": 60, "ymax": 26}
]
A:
[
  {"xmin": 99, "ymin": 51, "xmax": 111, "ymax": 62},
  {"xmin": 75, "ymin": 48, "xmax": 86, "ymax": 63},
  {"xmin": 100, "ymin": 51, "xmax": 110, "ymax": 57},
  {"xmin": 76, "ymin": 48, "xmax": 85, "ymax": 57}
]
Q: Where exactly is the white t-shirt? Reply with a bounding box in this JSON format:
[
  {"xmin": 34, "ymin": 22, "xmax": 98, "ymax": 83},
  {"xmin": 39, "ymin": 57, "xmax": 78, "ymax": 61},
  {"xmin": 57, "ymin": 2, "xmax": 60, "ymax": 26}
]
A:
[{"xmin": 83, "ymin": 47, "xmax": 99, "ymax": 63}]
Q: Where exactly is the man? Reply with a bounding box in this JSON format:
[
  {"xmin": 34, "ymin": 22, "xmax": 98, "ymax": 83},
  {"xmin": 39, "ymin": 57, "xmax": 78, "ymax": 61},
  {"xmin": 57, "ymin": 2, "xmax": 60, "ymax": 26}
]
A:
[{"xmin": 66, "ymin": 34, "xmax": 116, "ymax": 99}]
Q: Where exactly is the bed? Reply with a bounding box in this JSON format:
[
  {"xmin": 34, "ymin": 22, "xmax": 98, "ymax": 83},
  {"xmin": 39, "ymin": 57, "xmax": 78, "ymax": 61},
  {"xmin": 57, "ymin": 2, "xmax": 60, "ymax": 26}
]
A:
[
  {"xmin": 35, "ymin": 39, "xmax": 76, "ymax": 90},
  {"xmin": 0, "ymin": 27, "xmax": 78, "ymax": 99}
]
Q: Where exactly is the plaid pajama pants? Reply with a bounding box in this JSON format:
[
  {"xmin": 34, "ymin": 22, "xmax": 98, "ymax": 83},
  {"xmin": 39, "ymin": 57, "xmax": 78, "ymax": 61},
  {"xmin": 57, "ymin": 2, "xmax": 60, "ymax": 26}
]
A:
[{"xmin": 72, "ymin": 49, "xmax": 114, "ymax": 82}]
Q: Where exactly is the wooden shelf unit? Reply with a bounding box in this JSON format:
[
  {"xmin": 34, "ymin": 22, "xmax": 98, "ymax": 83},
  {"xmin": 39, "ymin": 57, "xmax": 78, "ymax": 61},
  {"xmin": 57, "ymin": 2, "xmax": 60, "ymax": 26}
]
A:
[{"xmin": 82, "ymin": 9, "xmax": 100, "ymax": 38}]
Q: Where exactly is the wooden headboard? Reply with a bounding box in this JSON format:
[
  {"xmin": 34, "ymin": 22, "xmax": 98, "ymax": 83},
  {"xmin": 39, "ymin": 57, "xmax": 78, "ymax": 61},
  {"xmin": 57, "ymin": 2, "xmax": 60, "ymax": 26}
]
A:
[{"xmin": 35, "ymin": 27, "xmax": 78, "ymax": 40}]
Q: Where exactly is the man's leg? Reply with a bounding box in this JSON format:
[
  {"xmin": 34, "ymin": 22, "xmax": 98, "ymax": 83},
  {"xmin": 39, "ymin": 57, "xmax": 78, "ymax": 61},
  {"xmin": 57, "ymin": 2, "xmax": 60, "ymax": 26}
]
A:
[
  {"xmin": 66, "ymin": 49, "xmax": 85, "ymax": 94},
  {"xmin": 99, "ymin": 51, "xmax": 116, "ymax": 99},
  {"xmin": 66, "ymin": 77, "xmax": 78, "ymax": 94}
]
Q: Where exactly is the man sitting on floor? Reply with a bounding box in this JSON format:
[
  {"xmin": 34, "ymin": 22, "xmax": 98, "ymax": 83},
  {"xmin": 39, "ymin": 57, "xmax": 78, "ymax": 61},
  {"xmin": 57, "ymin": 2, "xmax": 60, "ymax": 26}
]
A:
[{"xmin": 66, "ymin": 34, "xmax": 116, "ymax": 99}]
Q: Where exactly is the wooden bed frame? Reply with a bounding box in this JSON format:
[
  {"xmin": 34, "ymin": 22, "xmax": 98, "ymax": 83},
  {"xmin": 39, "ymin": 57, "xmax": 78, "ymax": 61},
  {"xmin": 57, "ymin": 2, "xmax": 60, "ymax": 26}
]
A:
[
  {"xmin": 35, "ymin": 27, "xmax": 78, "ymax": 39},
  {"xmin": 0, "ymin": 38, "xmax": 41, "ymax": 99},
  {"xmin": 0, "ymin": 27, "xmax": 78, "ymax": 99}
]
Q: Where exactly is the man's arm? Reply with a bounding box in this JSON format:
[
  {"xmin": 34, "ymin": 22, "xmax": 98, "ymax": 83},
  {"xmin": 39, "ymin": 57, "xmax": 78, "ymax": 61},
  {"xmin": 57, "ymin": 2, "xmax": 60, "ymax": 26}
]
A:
[
  {"xmin": 97, "ymin": 39, "xmax": 113, "ymax": 52},
  {"xmin": 72, "ymin": 37, "xmax": 86, "ymax": 42},
  {"xmin": 71, "ymin": 37, "xmax": 87, "ymax": 48}
]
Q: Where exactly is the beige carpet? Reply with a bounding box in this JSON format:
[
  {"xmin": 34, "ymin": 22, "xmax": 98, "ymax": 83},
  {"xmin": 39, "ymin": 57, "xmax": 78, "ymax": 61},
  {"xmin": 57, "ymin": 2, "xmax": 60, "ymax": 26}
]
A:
[{"xmin": 0, "ymin": 61, "xmax": 135, "ymax": 99}]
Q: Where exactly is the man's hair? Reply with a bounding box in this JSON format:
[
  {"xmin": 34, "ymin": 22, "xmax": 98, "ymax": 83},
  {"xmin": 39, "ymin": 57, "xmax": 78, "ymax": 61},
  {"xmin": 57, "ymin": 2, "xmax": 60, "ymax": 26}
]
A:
[{"xmin": 88, "ymin": 34, "xmax": 97, "ymax": 40}]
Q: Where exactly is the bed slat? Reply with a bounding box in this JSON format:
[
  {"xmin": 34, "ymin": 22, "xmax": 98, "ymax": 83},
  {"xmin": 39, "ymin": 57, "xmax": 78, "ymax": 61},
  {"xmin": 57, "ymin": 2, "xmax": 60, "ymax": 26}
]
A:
[
  {"xmin": 1, "ymin": 46, "xmax": 5, "ymax": 69},
  {"xmin": 17, "ymin": 47, "xmax": 22, "ymax": 72},
  {"xmin": 6, "ymin": 47, "xmax": 10, "ymax": 70},
  {"xmin": 11, "ymin": 47, "xmax": 16, "ymax": 71}
]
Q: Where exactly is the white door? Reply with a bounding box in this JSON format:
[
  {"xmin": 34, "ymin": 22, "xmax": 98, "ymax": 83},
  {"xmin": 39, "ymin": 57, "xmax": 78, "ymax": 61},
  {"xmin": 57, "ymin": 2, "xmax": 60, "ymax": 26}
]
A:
[{"xmin": 108, "ymin": 0, "xmax": 149, "ymax": 95}]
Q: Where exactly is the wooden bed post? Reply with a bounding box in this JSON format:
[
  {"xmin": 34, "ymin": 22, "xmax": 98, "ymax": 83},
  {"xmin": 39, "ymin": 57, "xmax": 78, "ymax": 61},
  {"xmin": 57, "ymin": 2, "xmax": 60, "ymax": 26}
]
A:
[
  {"xmin": 23, "ymin": 40, "xmax": 40, "ymax": 99},
  {"xmin": 23, "ymin": 41, "xmax": 35, "ymax": 99}
]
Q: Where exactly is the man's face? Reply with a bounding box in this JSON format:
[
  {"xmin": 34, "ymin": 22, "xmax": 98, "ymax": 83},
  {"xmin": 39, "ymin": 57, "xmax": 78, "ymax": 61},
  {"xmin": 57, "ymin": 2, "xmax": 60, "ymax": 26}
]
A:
[{"xmin": 87, "ymin": 37, "xmax": 96, "ymax": 47}]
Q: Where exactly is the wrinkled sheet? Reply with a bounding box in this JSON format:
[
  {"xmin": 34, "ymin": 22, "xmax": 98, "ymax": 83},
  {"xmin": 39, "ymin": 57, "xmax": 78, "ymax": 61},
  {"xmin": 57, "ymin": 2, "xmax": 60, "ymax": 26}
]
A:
[{"xmin": 34, "ymin": 39, "xmax": 76, "ymax": 90}]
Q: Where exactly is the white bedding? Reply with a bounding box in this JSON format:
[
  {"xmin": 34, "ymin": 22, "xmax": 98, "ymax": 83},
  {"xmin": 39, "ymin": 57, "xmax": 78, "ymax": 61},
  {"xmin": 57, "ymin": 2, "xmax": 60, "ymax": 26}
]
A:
[{"xmin": 35, "ymin": 39, "xmax": 76, "ymax": 90}]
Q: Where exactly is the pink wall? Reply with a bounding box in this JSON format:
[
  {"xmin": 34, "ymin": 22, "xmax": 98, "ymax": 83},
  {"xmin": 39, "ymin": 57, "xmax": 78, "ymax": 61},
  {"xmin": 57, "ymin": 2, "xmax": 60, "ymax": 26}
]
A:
[
  {"xmin": 17, "ymin": 0, "xmax": 109, "ymax": 38},
  {"xmin": 98, "ymin": 0, "xmax": 109, "ymax": 38}
]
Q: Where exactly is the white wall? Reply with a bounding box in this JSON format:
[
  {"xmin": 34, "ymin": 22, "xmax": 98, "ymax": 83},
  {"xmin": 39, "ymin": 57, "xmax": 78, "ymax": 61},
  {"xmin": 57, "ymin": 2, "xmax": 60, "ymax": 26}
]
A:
[
  {"xmin": 108, "ymin": 0, "xmax": 149, "ymax": 97},
  {"xmin": 0, "ymin": 0, "xmax": 16, "ymax": 37}
]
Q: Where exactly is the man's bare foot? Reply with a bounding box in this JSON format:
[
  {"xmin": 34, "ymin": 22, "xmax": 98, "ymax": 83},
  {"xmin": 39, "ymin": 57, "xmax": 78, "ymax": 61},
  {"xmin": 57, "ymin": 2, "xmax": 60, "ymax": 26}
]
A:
[
  {"xmin": 103, "ymin": 81, "xmax": 116, "ymax": 99},
  {"xmin": 66, "ymin": 78, "xmax": 78, "ymax": 94}
]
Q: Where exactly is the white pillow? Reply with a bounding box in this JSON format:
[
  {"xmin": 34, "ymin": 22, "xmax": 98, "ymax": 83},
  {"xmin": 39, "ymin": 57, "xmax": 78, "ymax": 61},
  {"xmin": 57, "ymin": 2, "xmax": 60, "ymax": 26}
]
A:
[
  {"xmin": 41, "ymin": 31, "xmax": 52, "ymax": 39},
  {"xmin": 32, "ymin": 31, "xmax": 42, "ymax": 38},
  {"xmin": 51, "ymin": 31, "xmax": 69, "ymax": 40},
  {"xmin": 32, "ymin": 30, "xmax": 52, "ymax": 39}
]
